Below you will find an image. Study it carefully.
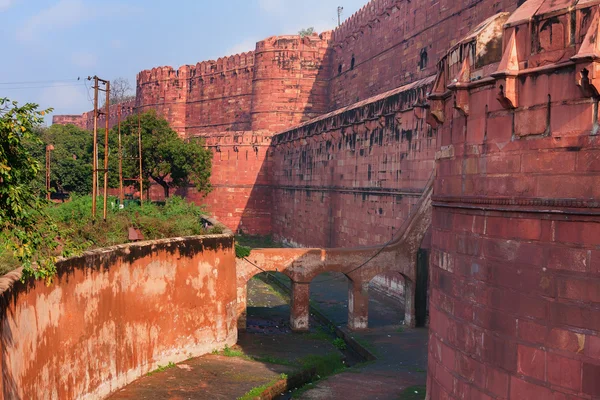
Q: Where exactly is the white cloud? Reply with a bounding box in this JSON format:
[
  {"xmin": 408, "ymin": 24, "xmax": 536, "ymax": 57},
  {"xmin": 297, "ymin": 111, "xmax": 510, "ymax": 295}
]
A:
[
  {"xmin": 0, "ymin": 0, "xmax": 16, "ymax": 12},
  {"xmin": 16, "ymin": 0, "xmax": 141, "ymax": 42},
  {"xmin": 17, "ymin": 0, "xmax": 86, "ymax": 41},
  {"xmin": 71, "ymin": 51, "xmax": 97, "ymax": 68}
]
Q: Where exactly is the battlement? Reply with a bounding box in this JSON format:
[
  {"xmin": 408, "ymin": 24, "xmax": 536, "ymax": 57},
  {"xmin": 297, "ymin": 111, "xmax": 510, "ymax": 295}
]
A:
[
  {"xmin": 255, "ymin": 33, "xmax": 331, "ymax": 52},
  {"xmin": 136, "ymin": 51, "xmax": 256, "ymax": 86},
  {"xmin": 331, "ymin": 0, "xmax": 396, "ymax": 43}
]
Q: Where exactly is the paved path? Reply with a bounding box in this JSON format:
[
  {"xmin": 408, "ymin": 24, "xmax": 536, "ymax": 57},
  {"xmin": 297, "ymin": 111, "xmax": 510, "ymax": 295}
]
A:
[
  {"xmin": 301, "ymin": 273, "xmax": 428, "ymax": 400},
  {"xmin": 106, "ymin": 273, "xmax": 428, "ymax": 399},
  {"xmin": 108, "ymin": 355, "xmax": 294, "ymax": 400}
]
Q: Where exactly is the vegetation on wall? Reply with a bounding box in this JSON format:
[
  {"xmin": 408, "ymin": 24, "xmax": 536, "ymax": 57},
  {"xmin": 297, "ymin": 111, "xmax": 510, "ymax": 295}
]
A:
[
  {"xmin": 0, "ymin": 98, "xmax": 217, "ymax": 281},
  {"xmin": 0, "ymin": 98, "xmax": 59, "ymax": 281},
  {"xmin": 115, "ymin": 111, "xmax": 213, "ymax": 199},
  {"xmin": 0, "ymin": 195, "xmax": 219, "ymax": 276}
]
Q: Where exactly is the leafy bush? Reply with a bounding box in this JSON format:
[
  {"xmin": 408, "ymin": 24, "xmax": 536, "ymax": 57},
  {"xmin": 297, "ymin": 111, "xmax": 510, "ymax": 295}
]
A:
[{"xmin": 0, "ymin": 195, "xmax": 211, "ymax": 274}]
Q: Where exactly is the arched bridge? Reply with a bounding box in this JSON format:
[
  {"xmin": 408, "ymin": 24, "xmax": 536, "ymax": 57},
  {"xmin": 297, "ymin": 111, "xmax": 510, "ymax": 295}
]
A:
[{"xmin": 236, "ymin": 175, "xmax": 433, "ymax": 331}]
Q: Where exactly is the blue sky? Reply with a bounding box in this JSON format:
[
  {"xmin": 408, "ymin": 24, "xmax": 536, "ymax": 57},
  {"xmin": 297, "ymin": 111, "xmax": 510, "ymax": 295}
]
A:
[{"xmin": 0, "ymin": 0, "xmax": 366, "ymax": 121}]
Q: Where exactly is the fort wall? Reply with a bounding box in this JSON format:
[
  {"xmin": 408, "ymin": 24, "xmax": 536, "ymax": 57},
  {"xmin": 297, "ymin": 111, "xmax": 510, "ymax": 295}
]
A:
[
  {"xmin": 328, "ymin": 0, "xmax": 521, "ymax": 109},
  {"xmin": 427, "ymin": 2, "xmax": 600, "ymax": 398},
  {"xmin": 269, "ymin": 76, "xmax": 435, "ymax": 247},
  {"xmin": 0, "ymin": 235, "xmax": 237, "ymax": 399}
]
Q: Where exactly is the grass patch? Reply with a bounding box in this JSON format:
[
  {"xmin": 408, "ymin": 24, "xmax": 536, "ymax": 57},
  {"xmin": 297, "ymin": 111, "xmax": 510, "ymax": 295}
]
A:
[
  {"xmin": 398, "ymin": 385, "xmax": 426, "ymax": 400},
  {"xmin": 0, "ymin": 195, "xmax": 215, "ymax": 272},
  {"xmin": 292, "ymin": 353, "xmax": 347, "ymax": 398},
  {"xmin": 237, "ymin": 373, "xmax": 288, "ymax": 400},
  {"xmin": 213, "ymin": 346, "xmax": 293, "ymax": 366},
  {"xmin": 332, "ymin": 338, "xmax": 347, "ymax": 350},
  {"xmin": 222, "ymin": 345, "xmax": 245, "ymax": 358},
  {"xmin": 147, "ymin": 361, "xmax": 176, "ymax": 376}
]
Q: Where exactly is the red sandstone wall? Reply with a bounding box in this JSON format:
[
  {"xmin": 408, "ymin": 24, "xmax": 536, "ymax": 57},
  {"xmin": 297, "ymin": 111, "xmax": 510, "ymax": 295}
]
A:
[
  {"xmin": 270, "ymin": 77, "xmax": 435, "ymax": 247},
  {"xmin": 136, "ymin": 53, "xmax": 255, "ymax": 135},
  {"xmin": 0, "ymin": 235, "xmax": 237, "ymax": 400},
  {"xmin": 328, "ymin": 0, "xmax": 521, "ymax": 109},
  {"xmin": 428, "ymin": 2, "xmax": 600, "ymax": 398},
  {"xmin": 51, "ymin": 115, "xmax": 85, "ymax": 129},
  {"xmin": 250, "ymin": 34, "xmax": 332, "ymax": 132}
]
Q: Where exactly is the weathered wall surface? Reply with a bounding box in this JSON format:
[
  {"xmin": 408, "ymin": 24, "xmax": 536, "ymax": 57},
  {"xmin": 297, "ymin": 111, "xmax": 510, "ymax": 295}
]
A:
[
  {"xmin": 328, "ymin": 0, "xmax": 521, "ymax": 109},
  {"xmin": 0, "ymin": 235, "xmax": 237, "ymax": 400},
  {"xmin": 270, "ymin": 77, "xmax": 435, "ymax": 247},
  {"xmin": 427, "ymin": 2, "xmax": 600, "ymax": 398}
]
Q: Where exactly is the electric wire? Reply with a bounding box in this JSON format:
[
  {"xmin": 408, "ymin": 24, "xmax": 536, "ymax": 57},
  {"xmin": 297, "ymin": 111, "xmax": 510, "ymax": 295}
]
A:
[
  {"xmin": 0, "ymin": 78, "xmax": 82, "ymax": 85},
  {"xmin": 1, "ymin": 83, "xmax": 87, "ymax": 90}
]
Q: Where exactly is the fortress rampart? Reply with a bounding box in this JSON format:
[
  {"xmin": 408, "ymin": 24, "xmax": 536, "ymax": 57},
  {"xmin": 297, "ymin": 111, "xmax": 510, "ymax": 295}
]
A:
[{"xmin": 50, "ymin": 1, "xmax": 600, "ymax": 397}]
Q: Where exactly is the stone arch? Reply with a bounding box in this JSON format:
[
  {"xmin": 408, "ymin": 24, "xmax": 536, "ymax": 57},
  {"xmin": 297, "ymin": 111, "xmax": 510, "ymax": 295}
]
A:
[{"xmin": 242, "ymin": 271, "xmax": 292, "ymax": 333}]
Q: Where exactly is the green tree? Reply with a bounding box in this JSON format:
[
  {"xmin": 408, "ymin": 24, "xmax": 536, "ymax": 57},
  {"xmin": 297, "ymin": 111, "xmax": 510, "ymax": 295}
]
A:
[
  {"xmin": 298, "ymin": 27, "xmax": 315, "ymax": 37},
  {"xmin": 35, "ymin": 124, "xmax": 94, "ymax": 196},
  {"xmin": 115, "ymin": 111, "xmax": 212, "ymax": 198},
  {"xmin": 0, "ymin": 98, "xmax": 58, "ymax": 281}
]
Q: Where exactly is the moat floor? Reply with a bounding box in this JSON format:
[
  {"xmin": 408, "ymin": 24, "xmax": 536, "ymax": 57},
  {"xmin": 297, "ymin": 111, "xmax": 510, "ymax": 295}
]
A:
[{"xmin": 107, "ymin": 275, "xmax": 428, "ymax": 399}]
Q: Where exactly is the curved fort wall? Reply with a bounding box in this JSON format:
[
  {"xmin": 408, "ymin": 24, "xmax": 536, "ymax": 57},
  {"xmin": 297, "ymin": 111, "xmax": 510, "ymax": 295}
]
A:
[
  {"xmin": 427, "ymin": 1, "xmax": 600, "ymax": 398},
  {"xmin": 0, "ymin": 235, "xmax": 237, "ymax": 399}
]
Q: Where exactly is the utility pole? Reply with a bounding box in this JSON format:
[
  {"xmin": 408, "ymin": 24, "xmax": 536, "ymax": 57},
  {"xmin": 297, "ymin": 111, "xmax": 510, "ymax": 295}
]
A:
[
  {"xmin": 337, "ymin": 6, "xmax": 343, "ymax": 27},
  {"xmin": 88, "ymin": 76, "xmax": 110, "ymax": 221},
  {"xmin": 138, "ymin": 113, "xmax": 143, "ymax": 208},
  {"xmin": 45, "ymin": 144, "xmax": 54, "ymax": 201},
  {"xmin": 103, "ymin": 80, "xmax": 110, "ymax": 221},
  {"xmin": 117, "ymin": 106, "xmax": 124, "ymax": 204},
  {"xmin": 120, "ymin": 107, "xmax": 144, "ymax": 208},
  {"xmin": 91, "ymin": 76, "xmax": 99, "ymax": 220}
]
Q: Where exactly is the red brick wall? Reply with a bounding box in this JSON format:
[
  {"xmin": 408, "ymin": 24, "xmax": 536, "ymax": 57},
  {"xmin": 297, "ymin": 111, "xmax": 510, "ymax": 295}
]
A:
[
  {"xmin": 250, "ymin": 34, "xmax": 332, "ymax": 132},
  {"xmin": 270, "ymin": 77, "xmax": 435, "ymax": 247},
  {"xmin": 0, "ymin": 235, "xmax": 237, "ymax": 400},
  {"xmin": 328, "ymin": 0, "xmax": 521, "ymax": 109},
  {"xmin": 428, "ymin": 2, "xmax": 600, "ymax": 397}
]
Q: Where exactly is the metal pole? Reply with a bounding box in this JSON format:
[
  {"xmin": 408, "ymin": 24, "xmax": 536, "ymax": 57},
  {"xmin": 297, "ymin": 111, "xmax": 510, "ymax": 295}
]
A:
[
  {"xmin": 45, "ymin": 145, "xmax": 53, "ymax": 201},
  {"xmin": 118, "ymin": 107, "xmax": 123, "ymax": 204},
  {"xmin": 138, "ymin": 113, "xmax": 143, "ymax": 208},
  {"xmin": 92, "ymin": 76, "xmax": 99, "ymax": 220},
  {"xmin": 103, "ymin": 80, "xmax": 110, "ymax": 221}
]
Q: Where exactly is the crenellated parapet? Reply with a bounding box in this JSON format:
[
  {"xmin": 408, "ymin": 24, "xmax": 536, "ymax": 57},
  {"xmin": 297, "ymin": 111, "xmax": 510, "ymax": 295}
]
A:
[
  {"xmin": 331, "ymin": 0, "xmax": 397, "ymax": 44},
  {"xmin": 250, "ymin": 33, "xmax": 332, "ymax": 131}
]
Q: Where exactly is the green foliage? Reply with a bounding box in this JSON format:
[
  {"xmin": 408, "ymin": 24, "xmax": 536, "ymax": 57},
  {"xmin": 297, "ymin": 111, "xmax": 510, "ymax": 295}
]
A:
[
  {"xmin": 115, "ymin": 111, "xmax": 212, "ymax": 198},
  {"xmin": 221, "ymin": 345, "xmax": 245, "ymax": 358},
  {"xmin": 235, "ymin": 243, "xmax": 252, "ymax": 259},
  {"xmin": 147, "ymin": 361, "xmax": 176, "ymax": 376},
  {"xmin": 33, "ymin": 124, "xmax": 94, "ymax": 196},
  {"xmin": 298, "ymin": 27, "xmax": 315, "ymax": 37},
  {"xmin": 292, "ymin": 353, "xmax": 347, "ymax": 398},
  {"xmin": 299, "ymin": 353, "xmax": 345, "ymax": 377},
  {"xmin": 332, "ymin": 338, "xmax": 347, "ymax": 350},
  {"xmin": 0, "ymin": 98, "xmax": 58, "ymax": 281},
  {"xmin": 237, "ymin": 374, "xmax": 288, "ymax": 400},
  {"xmin": 0, "ymin": 195, "xmax": 209, "ymax": 272}
]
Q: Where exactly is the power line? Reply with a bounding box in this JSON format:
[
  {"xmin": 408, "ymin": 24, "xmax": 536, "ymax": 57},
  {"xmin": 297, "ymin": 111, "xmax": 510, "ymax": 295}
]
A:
[
  {"xmin": 0, "ymin": 78, "xmax": 82, "ymax": 85},
  {"xmin": 1, "ymin": 83, "xmax": 87, "ymax": 90}
]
